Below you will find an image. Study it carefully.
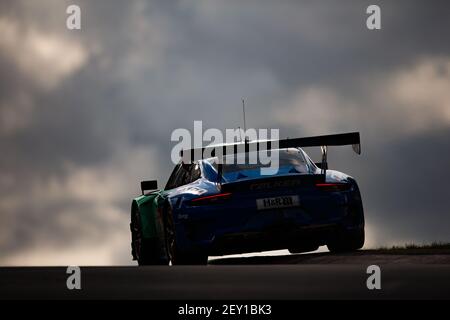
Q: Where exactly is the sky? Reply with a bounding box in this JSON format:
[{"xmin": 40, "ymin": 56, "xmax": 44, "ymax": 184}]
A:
[{"xmin": 0, "ymin": 0, "xmax": 449, "ymax": 265}]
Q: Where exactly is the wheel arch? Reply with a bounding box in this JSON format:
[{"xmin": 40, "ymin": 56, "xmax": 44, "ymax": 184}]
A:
[{"xmin": 131, "ymin": 194, "xmax": 159, "ymax": 239}]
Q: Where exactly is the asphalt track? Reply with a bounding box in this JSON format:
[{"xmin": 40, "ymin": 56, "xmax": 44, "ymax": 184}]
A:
[{"xmin": 1, "ymin": 251, "xmax": 450, "ymax": 300}]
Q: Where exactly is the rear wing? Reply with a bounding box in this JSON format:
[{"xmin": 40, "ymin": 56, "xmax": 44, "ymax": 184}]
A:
[
  {"xmin": 181, "ymin": 132, "xmax": 361, "ymax": 162},
  {"xmin": 181, "ymin": 132, "xmax": 361, "ymax": 184}
]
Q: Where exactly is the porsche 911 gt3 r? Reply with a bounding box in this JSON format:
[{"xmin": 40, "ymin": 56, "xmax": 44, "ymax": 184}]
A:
[{"xmin": 130, "ymin": 132, "xmax": 364, "ymax": 265}]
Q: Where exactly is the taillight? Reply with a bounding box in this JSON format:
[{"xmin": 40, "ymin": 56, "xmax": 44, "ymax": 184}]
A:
[
  {"xmin": 316, "ymin": 183, "xmax": 350, "ymax": 192},
  {"xmin": 190, "ymin": 192, "xmax": 232, "ymax": 206}
]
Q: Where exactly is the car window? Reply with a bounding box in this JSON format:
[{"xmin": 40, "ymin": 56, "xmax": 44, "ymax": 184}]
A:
[
  {"xmin": 165, "ymin": 162, "xmax": 201, "ymax": 190},
  {"xmin": 175, "ymin": 163, "xmax": 197, "ymax": 188},
  {"xmin": 179, "ymin": 162, "xmax": 201, "ymax": 186},
  {"xmin": 179, "ymin": 167, "xmax": 191, "ymax": 186},
  {"xmin": 208, "ymin": 149, "xmax": 310, "ymax": 174},
  {"xmin": 173, "ymin": 166, "xmax": 188, "ymax": 188},
  {"xmin": 302, "ymin": 150, "xmax": 318, "ymax": 171},
  {"xmin": 190, "ymin": 163, "xmax": 201, "ymax": 182}
]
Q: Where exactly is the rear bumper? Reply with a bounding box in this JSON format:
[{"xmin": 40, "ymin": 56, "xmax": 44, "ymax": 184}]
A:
[{"xmin": 209, "ymin": 223, "xmax": 340, "ymax": 256}]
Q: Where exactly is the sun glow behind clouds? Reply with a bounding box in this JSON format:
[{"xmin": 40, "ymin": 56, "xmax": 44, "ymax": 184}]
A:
[
  {"xmin": 274, "ymin": 57, "xmax": 450, "ymax": 136},
  {"xmin": 0, "ymin": 17, "xmax": 88, "ymax": 91}
]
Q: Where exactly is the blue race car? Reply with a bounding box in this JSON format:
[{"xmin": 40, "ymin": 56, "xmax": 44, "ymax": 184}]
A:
[{"xmin": 130, "ymin": 132, "xmax": 364, "ymax": 265}]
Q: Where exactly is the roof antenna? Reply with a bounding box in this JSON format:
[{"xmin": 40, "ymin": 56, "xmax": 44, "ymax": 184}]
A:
[
  {"xmin": 242, "ymin": 99, "xmax": 247, "ymax": 133},
  {"xmin": 242, "ymin": 99, "xmax": 248, "ymax": 143}
]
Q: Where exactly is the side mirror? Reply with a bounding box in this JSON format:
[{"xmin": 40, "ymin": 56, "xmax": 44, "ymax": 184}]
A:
[
  {"xmin": 315, "ymin": 162, "xmax": 328, "ymax": 170},
  {"xmin": 141, "ymin": 180, "xmax": 158, "ymax": 195}
]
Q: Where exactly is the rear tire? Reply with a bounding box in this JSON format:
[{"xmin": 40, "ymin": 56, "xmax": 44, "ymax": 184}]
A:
[
  {"xmin": 327, "ymin": 228, "xmax": 365, "ymax": 253},
  {"xmin": 131, "ymin": 205, "xmax": 167, "ymax": 265}
]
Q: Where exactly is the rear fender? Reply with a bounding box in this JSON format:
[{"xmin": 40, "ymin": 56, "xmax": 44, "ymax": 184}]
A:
[{"xmin": 132, "ymin": 191, "xmax": 163, "ymax": 238}]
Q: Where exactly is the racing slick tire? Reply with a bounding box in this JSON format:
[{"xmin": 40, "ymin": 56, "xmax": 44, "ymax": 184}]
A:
[
  {"xmin": 326, "ymin": 228, "xmax": 365, "ymax": 253},
  {"xmin": 131, "ymin": 206, "xmax": 167, "ymax": 266}
]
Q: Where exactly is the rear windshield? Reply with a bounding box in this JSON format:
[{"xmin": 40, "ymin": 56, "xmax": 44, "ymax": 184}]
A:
[{"xmin": 208, "ymin": 149, "xmax": 312, "ymax": 176}]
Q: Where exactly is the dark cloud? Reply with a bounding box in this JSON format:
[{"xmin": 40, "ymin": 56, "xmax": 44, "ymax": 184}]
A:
[
  {"xmin": 362, "ymin": 128, "xmax": 450, "ymax": 241},
  {"xmin": 0, "ymin": 0, "xmax": 449, "ymax": 264}
]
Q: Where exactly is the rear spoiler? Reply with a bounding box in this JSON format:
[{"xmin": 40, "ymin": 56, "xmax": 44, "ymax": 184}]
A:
[
  {"xmin": 181, "ymin": 132, "xmax": 361, "ymax": 162},
  {"xmin": 181, "ymin": 132, "xmax": 361, "ymax": 184}
]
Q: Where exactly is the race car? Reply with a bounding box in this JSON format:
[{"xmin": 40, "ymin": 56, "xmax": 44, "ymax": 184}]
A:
[{"xmin": 130, "ymin": 132, "xmax": 365, "ymax": 265}]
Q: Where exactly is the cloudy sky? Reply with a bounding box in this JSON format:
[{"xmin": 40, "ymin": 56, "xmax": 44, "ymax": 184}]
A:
[{"xmin": 0, "ymin": 0, "xmax": 449, "ymax": 265}]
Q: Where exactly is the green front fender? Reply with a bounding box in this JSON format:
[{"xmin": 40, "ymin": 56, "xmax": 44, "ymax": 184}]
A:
[{"xmin": 132, "ymin": 190, "xmax": 164, "ymax": 239}]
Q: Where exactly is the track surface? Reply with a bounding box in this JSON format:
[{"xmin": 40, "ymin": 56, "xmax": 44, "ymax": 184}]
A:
[{"xmin": 1, "ymin": 251, "xmax": 450, "ymax": 300}]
